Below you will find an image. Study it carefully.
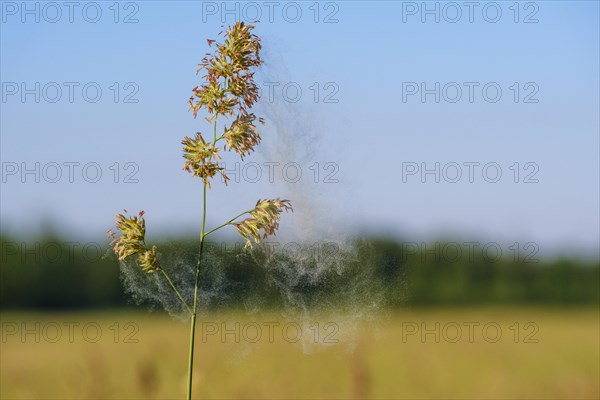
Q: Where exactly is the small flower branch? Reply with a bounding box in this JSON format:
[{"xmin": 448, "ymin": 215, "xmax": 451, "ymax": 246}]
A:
[
  {"xmin": 160, "ymin": 269, "xmax": 193, "ymax": 315},
  {"xmin": 202, "ymin": 209, "xmax": 253, "ymax": 238},
  {"xmin": 109, "ymin": 211, "xmax": 192, "ymax": 315}
]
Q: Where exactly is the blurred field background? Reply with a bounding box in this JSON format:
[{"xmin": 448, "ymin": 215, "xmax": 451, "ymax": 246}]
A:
[
  {"xmin": 2, "ymin": 309, "xmax": 598, "ymax": 399},
  {"xmin": 1, "ymin": 235, "xmax": 599, "ymax": 399}
]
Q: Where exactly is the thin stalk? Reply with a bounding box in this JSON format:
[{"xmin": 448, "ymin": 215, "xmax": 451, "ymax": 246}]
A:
[
  {"xmin": 187, "ymin": 313, "xmax": 197, "ymax": 399},
  {"xmin": 186, "ymin": 116, "xmax": 217, "ymax": 400},
  {"xmin": 160, "ymin": 269, "xmax": 193, "ymax": 315},
  {"xmin": 202, "ymin": 209, "xmax": 253, "ymax": 239}
]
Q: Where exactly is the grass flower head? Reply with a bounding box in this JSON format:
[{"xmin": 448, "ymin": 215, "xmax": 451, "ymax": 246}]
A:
[
  {"xmin": 109, "ymin": 211, "xmax": 161, "ymax": 273},
  {"xmin": 234, "ymin": 199, "xmax": 293, "ymax": 248}
]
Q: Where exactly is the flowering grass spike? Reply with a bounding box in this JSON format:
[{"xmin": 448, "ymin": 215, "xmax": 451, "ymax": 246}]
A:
[
  {"xmin": 110, "ymin": 211, "xmax": 160, "ymax": 273},
  {"xmin": 109, "ymin": 21, "xmax": 292, "ymax": 400},
  {"xmin": 235, "ymin": 199, "xmax": 294, "ymax": 248}
]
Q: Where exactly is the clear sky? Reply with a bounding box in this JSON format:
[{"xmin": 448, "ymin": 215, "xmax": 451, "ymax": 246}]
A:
[{"xmin": 1, "ymin": 1, "xmax": 599, "ymax": 257}]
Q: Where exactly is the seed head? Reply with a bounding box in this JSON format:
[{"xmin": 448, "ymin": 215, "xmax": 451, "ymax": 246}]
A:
[
  {"xmin": 109, "ymin": 210, "xmax": 161, "ymax": 273},
  {"xmin": 234, "ymin": 199, "xmax": 293, "ymax": 248},
  {"xmin": 138, "ymin": 245, "xmax": 160, "ymax": 273},
  {"xmin": 188, "ymin": 21, "xmax": 263, "ymax": 146},
  {"xmin": 181, "ymin": 132, "xmax": 229, "ymax": 187},
  {"xmin": 185, "ymin": 21, "xmax": 264, "ymax": 183},
  {"xmin": 223, "ymin": 112, "xmax": 264, "ymax": 159}
]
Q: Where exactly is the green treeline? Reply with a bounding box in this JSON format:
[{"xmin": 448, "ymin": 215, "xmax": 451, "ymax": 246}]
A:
[{"xmin": 1, "ymin": 235, "xmax": 598, "ymax": 309}]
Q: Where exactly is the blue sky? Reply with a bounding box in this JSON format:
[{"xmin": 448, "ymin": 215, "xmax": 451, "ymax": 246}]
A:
[{"xmin": 1, "ymin": 1, "xmax": 599, "ymax": 257}]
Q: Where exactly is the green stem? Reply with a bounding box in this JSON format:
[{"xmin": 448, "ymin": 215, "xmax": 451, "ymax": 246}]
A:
[
  {"xmin": 160, "ymin": 269, "xmax": 193, "ymax": 315},
  {"xmin": 187, "ymin": 312, "xmax": 197, "ymax": 399},
  {"xmin": 187, "ymin": 117, "xmax": 217, "ymax": 400},
  {"xmin": 187, "ymin": 178, "xmax": 206, "ymax": 400},
  {"xmin": 202, "ymin": 209, "xmax": 253, "ymax": 239}
]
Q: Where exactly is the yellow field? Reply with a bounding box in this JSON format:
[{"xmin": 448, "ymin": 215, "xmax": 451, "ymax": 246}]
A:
[{"xmin": 1, "ymin": 308, "xmax": 598, "ymax": 399}]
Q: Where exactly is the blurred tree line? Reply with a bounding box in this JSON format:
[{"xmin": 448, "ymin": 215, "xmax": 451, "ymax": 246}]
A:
[{"xmin": 1, "ymin": 234, "xmax": 598, "ymax": 309}]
